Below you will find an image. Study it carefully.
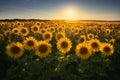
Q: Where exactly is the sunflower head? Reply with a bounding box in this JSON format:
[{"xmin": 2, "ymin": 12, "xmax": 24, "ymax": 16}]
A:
[
  {"xmin": 89, "ymin": 39, "xmax": 101, "ymax": 52},
  {"xmin": 87, "ymin": 33, "xmax": 94, "ymax": 40},
  {"xmin": 57, "ymin": 37, "xmax": 72, "ymax": 54},
  {"xmin": 79, "ymin": 35, "xmax": 86, "ymax": 43},
  {"xmin": 100, "ymin": 43, "xmax": 114, "ymax": 56},
  {"xmin": 6, "ymin": 42, "xmax": 24, "ymax": 59},
  {"xmin": 55, "ymin": 32, "xmax": 65, "ymax": 41},
  {"xmin": 20, "ymin": 27, "xmax": 29, "ymax": 36},
  {"xmin": 42, "ymin": 32, "xmax": 53, "ymax": 42},
  {"xmin": 76, "ymin": 43, "xmax": 92, "ymax": 59},
  {"xmin": 35, "ymin": 41, "xmax": 52, "ymax": 58},
  {"xmin": 31, "ymin": 25, "xmax": 39, "ymax": 33},
  {"xmin": 105, "ymin": 29, "xmax": 111, "ymax": 35},
  {"xmin": 23, "ymin": 37, "xmax": 37, "ymax": 50},
  {"xmin": 12, "ymin": 28, "xmax": 20, "ymax": 35},
  {"xmin": 0, "ymin": 34, "xmax": 4, "ymax": 40}
]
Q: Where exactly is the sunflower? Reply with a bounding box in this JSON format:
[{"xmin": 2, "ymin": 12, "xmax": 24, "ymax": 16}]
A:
[
  {"xmin": 79, "ymin": 35, "xmax": 86, "ymax": 43},
  {"xmin": 0, "ymin": 34, "xmax": 4, "ymax": 40},
  {"xmin": 109, "ymin": 38, "xmax": 115, "ymax": 45},
  {"xmin": 40, "ymin": 29, "xmax": 46, "ymax": 34},
  {"xmin": 105, "ymin": 29, "xmax": 111, "ymax": 35},
  {"xmin": 50, "ymin": 27, "xmax": 55, "ymax": 33},
  {"xmin": 42, "ymin": 31, "xmax": 53, "ymax": 42},
  {"xmin": 31, "ymin": 25, "xmax": 39, "ymax": 33},
  {"xmin": 100, "ymin": 43, "xmax": 114, "ymax": 56},
  {"xmin": 89, "ymin": 39, "xmax": 101, "ymax": 52},
  {"xmin": 75, "ymin": 43, "xmax": 92, "ymax": 59},
  {"xmin": 12, "ymin": 28, "xmax": 20, "ymax": 35},
  {"xmin": 57, "ymin": 37, "xmax": 72, "ymax": 54},
  {"xmin": 35, "ymin": 41, "xmax": 52, "ymax": 58},
  {"xmin": 20, "ymin": 27, "xmax": 29, "ymax": 37},
  {"xmin": 4, "ymin": 30, "xmax": 11, "ymax": 37},
  {"xmin": 23, "ymin": 37, "xmax": 37, "ymax": 50},
  {"xmin": 87, "ymin": 33, "xmax": 94, "ymax": 40},
  {"xmin": 55, "ymin": 32, "xmax": 65, "ymax": 41},
  {"xmin": 57, "ymin": 27, "xmax": 64, "ymax": 32},
  {"xmin": 74, "ymin": 28, "xmax": 79, "ymax": 35},
  {"xmin": 6, "ymin": 42, "xmax": 24, "ymax": 59}
]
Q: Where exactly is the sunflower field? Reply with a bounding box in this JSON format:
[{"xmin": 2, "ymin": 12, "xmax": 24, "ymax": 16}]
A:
[{"xmin": 0, "ymin": 20, "xmax": 120, "ymax": 80}]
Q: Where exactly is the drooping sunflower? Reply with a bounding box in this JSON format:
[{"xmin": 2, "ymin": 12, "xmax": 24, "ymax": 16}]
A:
[
  {"xmin": 35, "ymin": 41, "xmax": 52, "ymax": 58},
  {"xmin": 20, "ymin": 27, "xmax": 29, "ymax": 36},
  {"xmin": 12, "ymin": 28, "xmax": 20, "ymax": 35},
  {"xmin": 75, "ymin": 43, "xmax": 92, "ymax": 59},
  {"xmin": 55, "ymin": 32, "xmax": 65, "ymax": 41},
  {"xmin": 31, "ymin": 25, "xmax": 39, "ymax": 33},
  {"xmin": 6, "ymin": 42, "xmax": 24, "ymax": 59},
  {"xmin": 57, "ymin": 37, "xmax": 72, "ymax": 54},
  {"xmin": 42, "ymin": 31, "xmax": 53, "ymax": 42},
  {"xmin": 23, "ymin": 37, "xmax": 37, "ymax": 50},
  {"xmin": 109, "ymin": 38, "xmax": 115, "ymax": 45},
  {"xmin": 100, "ymin": 43, "xmax": 114, "ymax": 56},
  {"xmin": 88, "ymin": 39, "xmax": 101, "ymax": 52}
]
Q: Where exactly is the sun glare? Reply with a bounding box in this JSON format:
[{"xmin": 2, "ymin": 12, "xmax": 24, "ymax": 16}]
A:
[{"xmin": 63, "ymin": 6, "xmax": 78, "ymax": 20}]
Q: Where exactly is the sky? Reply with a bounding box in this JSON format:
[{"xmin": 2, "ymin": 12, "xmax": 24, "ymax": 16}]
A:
[{"xmin": 0, "ymin": 0, "xmax": 120, "ymax": 20}]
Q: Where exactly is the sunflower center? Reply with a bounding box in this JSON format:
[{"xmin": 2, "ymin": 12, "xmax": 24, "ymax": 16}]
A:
[
  {"xmin": 59, "ymin": 28, "xmax": 62, "ymax": 32},
  {"xmin": 27, "ymin": 40, "xmax": 34, "ymax": 46},
  {"xmin": 80, "ymin": 47, "xmax": 88, "ymax": 55},
  {"xmin": 41, "ymin": 30, "xmax": 45, "ymax": 34},
  {"xmin": 92, "ymin": 42, "xmax": 98, "ymax": 48},
  {"xmin": 11, "ymin": 46, "xmax": 20, "ymax": 54},
  {"xmin": 38, "ymin": 44, "xmax": 48, "ymax": 53},
  {"xmin": 89, "ymin": 35, "xmax": 92, "ymax": 38},
  {"xmin": 80, "ymin": 38, "xmax": 84, "ymax": 42},
  {"xmin": 45, "ymin": 34, "xmax": 50, "ymax": 39},
  {"xmin": 57, "ymin": 34, "xmax": 63, "ymax": 40},
  {"xmin": 61, "ymin": 41, "xmax": 68, "ymax": 48},
  {"xmin": 104, "ymin": 46, "xmax": 110, "ymax": 53},
  {"xmin": 14, "ymin": 30, "xmax": 18, "ymax": 33},
  {"xmin": 33, "ymin": 27, "xmax": 38, "ymax": 31},
  {"xmin": 21, "ymin": 29, "xmax": 26, "ymax": 33}
]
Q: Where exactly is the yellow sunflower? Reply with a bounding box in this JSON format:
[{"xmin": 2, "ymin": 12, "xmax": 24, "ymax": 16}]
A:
[
  {"xmin": 40, "ymin": 29, "xmax": 46, "ymax": 34},
  {"xmin": 6, "ymin": 42, "xmax": 24, "ymax": 59},
  {"xmin": 105, "ymin": 29, "xmax": 111, "ymax": 35},
  {"xmin": 0, "ymin": 34, "xmax": 4, "ymax": 40},
  {"xmin": 88, "ymin": 39, "xmax": 101, "ymax": 52},
  {"xmin": 57, "ymin": 37, "xmax": 72, "ymax": 54},
  {"xmin": 23, "ymin": 37, "xmax": 37, "ymax": 50},
  {"xmin": 55, "ymin": 32, "xmax": 65, "ymax": 41},
  {"xmin": 79, "ymin": 35, "xmax": 86, "ymax": 43},
  {"xmin": 100, "ymin": 43, "xmax": 114, "ymax": 56},
  {"xmin": 57, "ymin": 27, "xmax": 64, "ymax": 32},
  {"xmin": 31, "ymin": 25, "xmax": 39, "ymax": 33},
  {"xmin": 20, "ymin": 27, "xmax": 29, "ymax": 37},
  {"xmin": 35, "ymin": 41, "xmax": 52, "ymax": 58},
  {"xmin": 12, "ymin": 28, "xmax": 20, "ymax": 35},
  {"xmin": 87, "ymin": 33, "xmax": 94, "ymax": 40},
  {"xmin": 50, "ymin": 27, "xmax": 55, "ymax": 33},
  {"xmin": 75, "ymin": 43, "xmax": 92, "ymax": 59},
  {"xmin": 42, "ymin": 31, "xmax": 53, "ymax": 42},
  {"xmin": 4, "ymin": 30, "xmax": 11, "ymax": 37},
  {"xmin": 109, "ymin": 38, "xmax": 115, "ymax": 45}
]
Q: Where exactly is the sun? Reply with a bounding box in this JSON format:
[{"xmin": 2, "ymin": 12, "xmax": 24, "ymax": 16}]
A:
[
  {"xmin": 64, "ymin": 7, "xmax": 77, "ymax": 20},
  {"xmin": 67, "ymin": 9, "xmax": 74, "ymax": 16}
]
